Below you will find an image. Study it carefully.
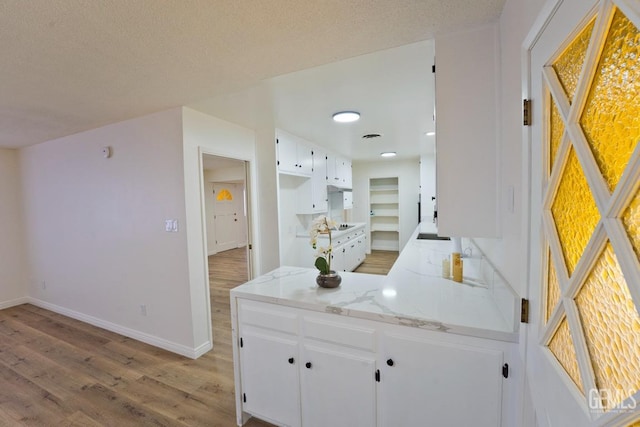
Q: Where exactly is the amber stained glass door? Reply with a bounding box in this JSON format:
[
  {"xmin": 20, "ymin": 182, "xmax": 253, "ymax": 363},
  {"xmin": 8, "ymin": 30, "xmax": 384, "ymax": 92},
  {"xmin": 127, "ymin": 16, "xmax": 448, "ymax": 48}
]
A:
[{"xmin": 527, "ymin": 0, "xmax": 640, "ymax": 425}]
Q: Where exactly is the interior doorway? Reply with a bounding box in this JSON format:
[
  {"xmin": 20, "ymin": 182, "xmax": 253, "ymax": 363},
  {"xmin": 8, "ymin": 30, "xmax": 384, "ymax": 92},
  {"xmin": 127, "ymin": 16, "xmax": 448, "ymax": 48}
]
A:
[{"xmin": 202, "ymin": 153, "xmax": 251, "ymax": 282}]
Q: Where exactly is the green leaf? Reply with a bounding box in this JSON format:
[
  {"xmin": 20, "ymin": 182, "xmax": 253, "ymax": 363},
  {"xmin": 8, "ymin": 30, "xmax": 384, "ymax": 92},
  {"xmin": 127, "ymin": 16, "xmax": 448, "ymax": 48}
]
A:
[{"xmin": 314, "ymin": 257, "xmax": 329, "ymax": 274}]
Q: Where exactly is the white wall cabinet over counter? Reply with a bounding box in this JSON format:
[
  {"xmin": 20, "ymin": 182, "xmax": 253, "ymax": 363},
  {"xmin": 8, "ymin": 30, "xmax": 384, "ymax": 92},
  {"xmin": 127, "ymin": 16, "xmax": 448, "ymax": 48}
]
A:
[
  {"xmin": 277, "ymin": 132, "xmax": 313, "ymax": 176},
  {"xmin": 232, "ymin": 298, "xmax": 515, "ymax": 427},
  {"xmin": 434, "ymin": 26, "xmax": 500, "ymax": 238}
]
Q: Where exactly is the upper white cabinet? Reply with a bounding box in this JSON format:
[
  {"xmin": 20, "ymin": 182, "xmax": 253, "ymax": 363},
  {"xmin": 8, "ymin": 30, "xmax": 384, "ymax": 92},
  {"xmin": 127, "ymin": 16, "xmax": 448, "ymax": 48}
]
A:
[
  {"xmin": 277, "ymin": 132, "xmax": 313, "ymax": 176},
  {"xmin": 311, "ymin": 149, "xmax": 328, "ymax": 212},
  {"xmin": 434, "ymin": 26, "xmax": 499, "ymax": 237},
  {"xmin": 326, "ymin": 154, "xmax": 352, "ymax": 188}
]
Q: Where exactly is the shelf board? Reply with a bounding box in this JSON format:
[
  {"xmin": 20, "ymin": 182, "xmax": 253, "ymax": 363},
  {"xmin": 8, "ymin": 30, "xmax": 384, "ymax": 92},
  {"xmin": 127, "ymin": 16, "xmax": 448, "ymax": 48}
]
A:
[
  {"xmin": 370, "ymin": 185, "xmax": 399, "ymax": 192},
  {"xmin": 371, "ymin": 225, "xmax": 399, "ymax": 232}
]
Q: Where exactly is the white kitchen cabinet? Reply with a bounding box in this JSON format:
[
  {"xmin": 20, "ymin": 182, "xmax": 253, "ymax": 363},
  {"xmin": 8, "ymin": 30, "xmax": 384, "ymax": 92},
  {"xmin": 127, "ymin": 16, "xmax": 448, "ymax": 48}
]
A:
[
  {"xmin": 435, "ymin": 26, "xmax": 499, "ymax": 237},
  {"xmin": 239, "ymin": 327, "xmax": 301, "ymax": 427},
  {"xmin": 300, "ymin": 344, "xmax": 376, "ymax": 427},
  {"xmin": 311, "ymin": 149, "xmax": 328, "ymax": 212},
  {"xmin": 343, "ymin": 191, "xmax": 353, "ymax": 210},
  {"xmin": 330, "ymin": 245, "xmax": 345, "ymax": 273},
  {"xmin": 277, "ymin": 133, "xmax": 313, "ymax": 176},
  {"xmin": 326, "ymin": 154, "xmax": 352, "ymax": 188},
  {"xmin": 378, "ymin": 333, "xmax": 503, "ymax": 427},
  {"xmin": 234, "ymin": 298, "xmax": 513, "ymax": 427}
]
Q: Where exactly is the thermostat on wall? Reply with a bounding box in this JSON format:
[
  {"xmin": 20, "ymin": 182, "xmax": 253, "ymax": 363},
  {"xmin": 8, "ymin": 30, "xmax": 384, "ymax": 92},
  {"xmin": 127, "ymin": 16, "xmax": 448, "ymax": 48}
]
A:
[{"xmin": 102, "ymin": 146, "xmax": 112, "ymax": 158}]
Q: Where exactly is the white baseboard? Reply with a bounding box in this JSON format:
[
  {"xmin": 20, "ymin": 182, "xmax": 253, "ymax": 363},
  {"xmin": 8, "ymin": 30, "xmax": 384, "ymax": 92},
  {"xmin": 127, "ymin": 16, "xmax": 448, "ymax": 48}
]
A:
[
  {"xmin": 27, "ymin": 297, "xmax": 210, "ymax": 359},
  {"xmin": 0, "ymin": 296, "xmax": 30, "ymax": 310}
]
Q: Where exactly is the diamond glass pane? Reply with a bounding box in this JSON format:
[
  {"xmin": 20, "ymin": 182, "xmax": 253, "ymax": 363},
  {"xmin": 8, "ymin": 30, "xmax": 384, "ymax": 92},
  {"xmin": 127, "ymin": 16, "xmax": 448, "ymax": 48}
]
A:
[
  {"xmin": 549, "ymin": 317, "xmax": 584, "ymax": 392},
  {"xmin": 551, "ymin": 146, "xmax": 601, "ymax": 275},
  {"xmin": 550, "ymin": 96, "xmax": 565, "ymax": 174},
  {"xmin": 547, "ymin": 250, "xmax": 562, "ymax": 323},
  {"xmin": 553, "ymin": 18, "xmax": 596, "ymax": 103},
  {"xmin": 622, "ymin": 187, "xmax": 640, "ymax": 262},
  {"xmin": 579, "ymin": 8, "xmax": 640, "ymax": 193},
  {"xmin": 575, "ymin": 242, "xmax": 640, "ymax": 411}
]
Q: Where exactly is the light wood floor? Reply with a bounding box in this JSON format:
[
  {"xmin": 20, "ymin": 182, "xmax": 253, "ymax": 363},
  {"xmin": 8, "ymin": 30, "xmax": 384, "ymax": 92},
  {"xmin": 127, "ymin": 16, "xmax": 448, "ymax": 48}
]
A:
[
  {"xmin": 353, "ymin": 250, "xmax": 399, "ymax": 275},
  {"xmin": 0, "ymin": 246, "xmax": 271, "ymax": 426},
  {"xmin": 0, "ymin": 247, "xmax": 395, "ymax": 426}
]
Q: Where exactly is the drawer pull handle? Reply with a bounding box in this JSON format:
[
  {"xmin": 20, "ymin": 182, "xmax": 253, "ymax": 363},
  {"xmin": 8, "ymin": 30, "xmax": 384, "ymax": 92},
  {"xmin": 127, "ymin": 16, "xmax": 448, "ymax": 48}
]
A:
[
  {"xmin": 387, "ymin": 359, "xmax": 394, "ymax": 367},
  {"xmin": 306, "ymin": 362, "xmax": 312, "ymax": 369},
  {"xmin": 288, "ymin": 357, "xmax": 295, "ymax": 364}
]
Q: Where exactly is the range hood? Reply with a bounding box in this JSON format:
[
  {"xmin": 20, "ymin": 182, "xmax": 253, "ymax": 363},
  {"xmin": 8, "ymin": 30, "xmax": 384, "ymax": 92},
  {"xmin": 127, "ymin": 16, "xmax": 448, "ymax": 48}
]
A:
[{"xmin": 327, "ymin": 184, "xmax": 352, "ymax": 193}]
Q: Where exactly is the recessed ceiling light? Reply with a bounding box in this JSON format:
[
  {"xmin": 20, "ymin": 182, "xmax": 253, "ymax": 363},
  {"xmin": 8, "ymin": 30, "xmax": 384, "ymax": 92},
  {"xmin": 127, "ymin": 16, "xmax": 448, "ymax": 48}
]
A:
[
  {"xmin": 380, "ymin": 152, "xmax": 396, "ymax": 158},
  {"xmin": 425, "ymin": 131, "xmax": 436, "ymax": 136},
  {"xmin": 332, "ymin": 111, "xmax": 360, "ymax": 123}
]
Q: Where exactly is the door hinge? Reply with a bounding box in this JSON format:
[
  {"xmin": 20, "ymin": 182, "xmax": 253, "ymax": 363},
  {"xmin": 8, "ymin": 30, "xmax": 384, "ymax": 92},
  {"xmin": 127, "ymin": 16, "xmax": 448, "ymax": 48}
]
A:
[
  {"xmin": 432, "ymin": 64, "xmax": 436, "ymax": 73},
  {"xmin": 248, "ymin": 244, "xmax": 252, "ymax": 250},
  {"xmin": 523, "ymin": 99, "xmax": 532, "ymax": 126},
  {"xmin": 240, "ymin": 337, "xmax": 244, "ymax": 348},
  {"xmin": 276, "ymin": 138, "xmax": 279, "ymax": 144},
  {"xmin": 243, "ymin": 393, "xmax": 246, "ymax": 402},
  {"xmin": 375, "ymin": 369, "xmax": 380, "ymax": 382},
  {"xmin": 521, "ymin": 298, "xmax": 529, "ymax": 323},
  {"xmin": 502, "ymin": 363, "xmax": 509, "ymax": 378}
]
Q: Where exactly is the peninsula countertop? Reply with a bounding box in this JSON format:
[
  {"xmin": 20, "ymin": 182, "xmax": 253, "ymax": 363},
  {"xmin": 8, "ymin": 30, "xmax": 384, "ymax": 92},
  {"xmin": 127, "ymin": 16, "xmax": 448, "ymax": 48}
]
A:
[{"xmin": 231, "ymin": 225, "xmax": 518, "ymax": 343}]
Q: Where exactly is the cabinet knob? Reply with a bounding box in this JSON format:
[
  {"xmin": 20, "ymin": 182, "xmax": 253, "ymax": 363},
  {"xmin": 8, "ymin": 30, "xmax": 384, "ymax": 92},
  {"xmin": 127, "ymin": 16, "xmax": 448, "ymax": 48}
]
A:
[
  {"xmin": 387, "ymin": 359, "xmax": 394, "ymax": 367},
  {"xmin": 288, "ymin": 357, "xmax": 295, "ymax": 364},
  {"xmin": 305, "ymin": 362, "xmax": 312, "ymax": 369}
]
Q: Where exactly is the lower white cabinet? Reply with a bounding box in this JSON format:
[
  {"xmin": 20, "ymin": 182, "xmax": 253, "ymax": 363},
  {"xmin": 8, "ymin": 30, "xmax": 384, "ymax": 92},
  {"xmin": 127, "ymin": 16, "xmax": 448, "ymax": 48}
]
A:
[
  {"xmin": 234, "ymin": 299, "xmax": 513, "ymax": 427},
  {"xmin": 300, "ymin": 344, "xmax": 376, "ymax": 427},
  {"xmin": 239, "ymin": 328, "xmax": 301, "ymax": 426},
  {"xmin": 377, "ymin": 333, "xmax": 503, "ymax": 427}
]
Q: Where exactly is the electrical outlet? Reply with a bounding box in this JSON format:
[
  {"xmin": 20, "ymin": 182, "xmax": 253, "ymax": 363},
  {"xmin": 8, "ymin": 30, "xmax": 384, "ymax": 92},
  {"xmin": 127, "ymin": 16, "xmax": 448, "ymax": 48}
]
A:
[{"xmin": 140, "ymin": 304, "xmax": 147, "ymax": 316}]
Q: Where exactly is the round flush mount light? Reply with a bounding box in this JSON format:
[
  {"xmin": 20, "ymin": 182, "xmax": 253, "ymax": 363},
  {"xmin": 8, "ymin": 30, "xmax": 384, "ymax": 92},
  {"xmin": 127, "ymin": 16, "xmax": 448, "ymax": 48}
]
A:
[
  {"xmin": 380, "ymin": 152, "xmax": 397, "ymax": 158},
  {"xmin": 332, "ymin": 111, "xmax": 360, "ymax": 123}
]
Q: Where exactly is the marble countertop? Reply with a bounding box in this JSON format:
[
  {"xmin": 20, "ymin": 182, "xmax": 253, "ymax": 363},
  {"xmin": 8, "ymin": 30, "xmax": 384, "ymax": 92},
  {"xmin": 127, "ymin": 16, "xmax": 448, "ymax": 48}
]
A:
[
  {"xmin": 296, "ymin": 222, "xmax": 366, "ymax": 239},
  {"xmin": 231, "ymin": 224, "xmax": 518, "ymax": 343}
]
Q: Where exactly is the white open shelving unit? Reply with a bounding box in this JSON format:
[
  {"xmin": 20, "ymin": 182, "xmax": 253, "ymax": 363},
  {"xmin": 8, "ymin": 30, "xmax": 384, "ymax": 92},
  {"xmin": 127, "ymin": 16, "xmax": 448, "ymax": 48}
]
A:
[{"xmin": 369, "ymin": 177, "xmax": 399, "ymax": 251}]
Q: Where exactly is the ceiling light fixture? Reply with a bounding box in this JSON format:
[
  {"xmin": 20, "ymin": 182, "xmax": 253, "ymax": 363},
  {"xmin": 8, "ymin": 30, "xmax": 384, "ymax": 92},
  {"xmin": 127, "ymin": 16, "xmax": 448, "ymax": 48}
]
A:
[
  {"xmin": 332, "ymin": 111, "xmax": 360, "ymax": 123},
  {"xmin": 380, "ymin": 152, "xmax": 396, "ymax": 158}
]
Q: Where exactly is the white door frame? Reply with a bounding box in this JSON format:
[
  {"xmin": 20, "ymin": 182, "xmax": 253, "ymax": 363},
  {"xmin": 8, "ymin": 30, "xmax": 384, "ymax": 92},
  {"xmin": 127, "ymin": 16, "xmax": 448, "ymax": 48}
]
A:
[{"xmin": 198, "ymin": 148, "xmax": 255, "ymax": 349}]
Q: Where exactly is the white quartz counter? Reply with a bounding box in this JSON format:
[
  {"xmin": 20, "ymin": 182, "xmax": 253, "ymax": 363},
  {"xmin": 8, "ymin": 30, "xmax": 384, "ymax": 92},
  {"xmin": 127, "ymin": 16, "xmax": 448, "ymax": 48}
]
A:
[{"xmin": 231, "ymin": 225, "xmax": 518, "ymax": 342}]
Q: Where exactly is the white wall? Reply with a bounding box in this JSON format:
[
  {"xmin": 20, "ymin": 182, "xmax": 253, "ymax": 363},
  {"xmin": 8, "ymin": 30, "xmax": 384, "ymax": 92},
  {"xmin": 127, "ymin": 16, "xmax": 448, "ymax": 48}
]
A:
[
  {"xmin": 255, "ymin": 127, "xmax": 280, "ymax": 273},
  {"xmin": 181, "ymin": 107, "xmax": 257, "ymax": 352},
  {"xmin": 352, "ymin": 159, "xmax": 420, "ymax": 252},
  {"xmin": 20, "ymin": 108, "xmax": 199, "ymax": 355},
  {"xmin": 0, "ymin": 148, "xmax": 27, "ymax": 308},
  {"xmin": 435, "ymin": 24, "xmax": 500, "ymax": 239}
]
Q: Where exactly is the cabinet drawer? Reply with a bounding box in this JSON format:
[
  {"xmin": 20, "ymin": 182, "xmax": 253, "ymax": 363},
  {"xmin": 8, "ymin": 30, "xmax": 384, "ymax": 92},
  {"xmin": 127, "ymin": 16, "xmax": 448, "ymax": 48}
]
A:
[
  {"xmin": 302, "ymin": 316, "xmax": 376, "ymax": 351},
  {"xmin": 239, "ymin": 300, "xmax": 298, "ymax": 335}
]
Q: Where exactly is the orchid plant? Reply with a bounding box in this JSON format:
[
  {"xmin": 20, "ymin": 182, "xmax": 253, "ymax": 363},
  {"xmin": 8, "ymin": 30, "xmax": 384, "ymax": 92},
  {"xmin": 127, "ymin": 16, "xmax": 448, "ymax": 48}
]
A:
[{"xmin": 309, "ymin": 215, "xmax": 337, "ymax": 275}]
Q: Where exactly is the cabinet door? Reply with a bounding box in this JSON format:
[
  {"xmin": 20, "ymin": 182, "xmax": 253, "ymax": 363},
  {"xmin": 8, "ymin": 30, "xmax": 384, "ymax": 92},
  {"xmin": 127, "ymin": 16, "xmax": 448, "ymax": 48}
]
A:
[
  {"xmin": 341, "ymin": 158, "xmax": 352, "ymax": 188},
  {"xmin": 311, "ymin": 150, "xmax": 328, "ymax": 212},
  {"xmin": 343, "ymin": 191, "xmax": 353, "ymax": 210},
  {"xmin": 276, "ymin": 136, "xmax": 299, "ymax": 174},
  {"xmin": 300, "ymin": 344, "xmax": 376, "ymax": 427},
  {"xmin": 298, "ymin": 145, "xmax": 313, "ymax": 176},
  {"xmin": 378, "ymin": 333, "xmax": 503, "ymax": 427},
  {"xmin": 240, "ymin": 329, "xmax": 301, "ymax": 427},
  {"xmin": 326, "ymin": 153, "xmax": 339, "ymax": 184},
  {"xmin": 329, "ymin": 245, "xmax": 344, "ymax": 273}
]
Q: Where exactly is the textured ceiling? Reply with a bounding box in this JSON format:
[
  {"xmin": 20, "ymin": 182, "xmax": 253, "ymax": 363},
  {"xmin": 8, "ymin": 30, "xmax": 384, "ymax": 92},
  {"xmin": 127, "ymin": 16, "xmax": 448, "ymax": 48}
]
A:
[{"xmin": 0, "ymin": 0, "xmax": 505, "ymax": 149}]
